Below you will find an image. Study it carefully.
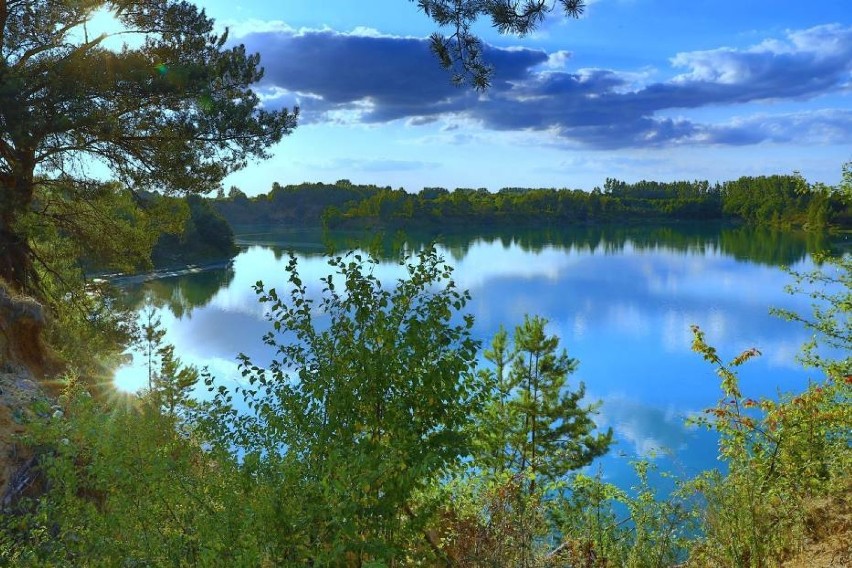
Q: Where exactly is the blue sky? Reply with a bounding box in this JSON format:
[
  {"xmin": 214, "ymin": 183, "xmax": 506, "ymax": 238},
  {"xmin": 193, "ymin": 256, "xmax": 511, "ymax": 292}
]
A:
[{"xmin": 194, "ymin": 1, "xmax": 849, "ymax": 195}]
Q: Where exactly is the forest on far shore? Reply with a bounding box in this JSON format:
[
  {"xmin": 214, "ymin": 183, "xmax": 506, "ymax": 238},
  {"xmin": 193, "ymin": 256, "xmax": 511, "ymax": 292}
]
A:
[{"xmin": 213, "ymin": 174, "xmax": 852, "ymax": 231}]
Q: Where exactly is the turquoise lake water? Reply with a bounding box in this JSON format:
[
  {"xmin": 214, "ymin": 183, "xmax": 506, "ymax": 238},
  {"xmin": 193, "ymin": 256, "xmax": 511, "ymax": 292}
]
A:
[{"xmin": 115, "ymin": 224, "xmax": 841, "ymax": 491}]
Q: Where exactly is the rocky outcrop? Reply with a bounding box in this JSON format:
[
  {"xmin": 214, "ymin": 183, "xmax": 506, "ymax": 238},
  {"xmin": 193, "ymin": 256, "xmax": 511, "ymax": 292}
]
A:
[
  {"xmin": 0, "ymin": 283, "xmax": 49, "ymax": 503},
  {"xmin": 0, "ymin": 284, "xmax": 47, "ymax": 374}
]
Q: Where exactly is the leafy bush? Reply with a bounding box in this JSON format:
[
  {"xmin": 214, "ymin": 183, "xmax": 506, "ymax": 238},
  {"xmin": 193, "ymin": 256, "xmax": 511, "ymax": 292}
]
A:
[
  {"xmin": 2, "ymin": 248, "xmax": 848, "ymax": 566},
  {"xmin": 685, "ymin": 255, "xmax": 851, "ymax": 566}
]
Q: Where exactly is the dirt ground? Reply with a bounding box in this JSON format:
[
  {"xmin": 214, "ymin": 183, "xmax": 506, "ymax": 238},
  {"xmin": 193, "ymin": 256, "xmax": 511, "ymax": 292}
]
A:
[{"xmin": 782, "ymin": 483, "xmax": 852, "ymax": 567}]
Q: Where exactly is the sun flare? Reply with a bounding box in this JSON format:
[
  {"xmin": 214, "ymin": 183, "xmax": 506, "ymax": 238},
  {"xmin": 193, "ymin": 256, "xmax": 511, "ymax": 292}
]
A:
[{"xmin": 112, "ymin": 363, "xmax": 148, "ymax": 394}]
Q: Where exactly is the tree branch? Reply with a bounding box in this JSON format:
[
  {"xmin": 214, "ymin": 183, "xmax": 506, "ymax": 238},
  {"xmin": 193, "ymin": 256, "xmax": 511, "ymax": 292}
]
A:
[{"xmin": 0, "ymin": 0, "xmax": 7, "ymax": 54}]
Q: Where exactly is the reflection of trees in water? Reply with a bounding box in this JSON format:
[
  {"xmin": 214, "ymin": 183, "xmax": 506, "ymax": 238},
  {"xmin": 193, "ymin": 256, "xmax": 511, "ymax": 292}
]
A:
[
  {"xmin": 235, "ymin": 226, "xmax": 330, "ymax": 261},
  {"xmin": 718, "ymin": 227, "xmax": 834, "ymax": 267},
  {"xmin": 114, "ymin": 225, "xmax": 837, "ymax": 323},
  {"xmin": 268, "ymin": 243, "xmax": 329, "ymax": 261},
  {"xmin": 312, "ymin": 224, "xmax": 837, "ymax": 268},
  {"xmin": 120, "ymin": 267, "xmax": 235, "ymax": 318}
]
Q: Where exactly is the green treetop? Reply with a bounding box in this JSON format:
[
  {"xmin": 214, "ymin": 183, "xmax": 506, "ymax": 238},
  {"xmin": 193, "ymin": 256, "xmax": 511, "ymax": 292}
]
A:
[
  {"xmin": 0, "ymin": 0, "xmax": 297, "ymax": 294},
  {"xmin": 477, "ymin": 315, "xmax": 612, "ymax": 491}
]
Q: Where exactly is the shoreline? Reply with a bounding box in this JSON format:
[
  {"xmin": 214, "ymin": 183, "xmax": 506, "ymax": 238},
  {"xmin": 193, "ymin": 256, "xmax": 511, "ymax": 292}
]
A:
[{"xmin": 93, "ymin": 258, "xmax": 234, "ymax": 287}]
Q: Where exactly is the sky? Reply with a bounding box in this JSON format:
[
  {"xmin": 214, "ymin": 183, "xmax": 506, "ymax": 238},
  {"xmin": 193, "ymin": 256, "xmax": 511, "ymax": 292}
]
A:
[{"xmin": 140, "ymin": 1, "xmax": 852, "ymax": 194}]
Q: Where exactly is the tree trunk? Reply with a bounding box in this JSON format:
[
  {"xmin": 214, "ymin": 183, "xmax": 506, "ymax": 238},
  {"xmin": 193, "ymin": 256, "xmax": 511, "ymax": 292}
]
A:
[
  {"xmin": 0, "ymin": 224, "xmax": 36, "ymax": 293},
  {"xmin": 0, "ymin": 152, "xmax": 38, "ymax": 294}
]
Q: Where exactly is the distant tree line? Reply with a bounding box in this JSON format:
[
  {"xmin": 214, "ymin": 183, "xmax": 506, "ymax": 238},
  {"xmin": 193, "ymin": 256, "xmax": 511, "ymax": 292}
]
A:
[
  {"xmin": 98, "ymin": 170, "xmax": 845, "ymax": 277},
  {"xmin": 212, "ymin": 174, "xmax": 851, "ymax": 232},
  {"xmin": 213, "ymin": 180, "xmax": 390, "ymax": 226},
  {"xmin": 148, "ymin": 194, "xmax": 238, "ymax": 269}
]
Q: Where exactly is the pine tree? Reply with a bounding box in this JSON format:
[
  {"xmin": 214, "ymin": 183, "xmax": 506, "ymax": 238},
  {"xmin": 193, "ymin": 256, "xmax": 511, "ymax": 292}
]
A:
[
  {"xmin": 478, "ymin": 315, "xmax": 612, "ymax": 492},
  {"xmin": 475, "ymin": 325, "xmax": 514, "ymax": 476},
  {"xmin": 0, "ymin": 0, "xmax": 297, "ymax": 295},
  {"xmin": 138, "ymin": 306, "xmax": 198, "ymax": 418}
]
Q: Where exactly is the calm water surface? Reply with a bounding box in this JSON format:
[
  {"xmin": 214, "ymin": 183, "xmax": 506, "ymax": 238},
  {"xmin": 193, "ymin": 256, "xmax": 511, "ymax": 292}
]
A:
[{"xmin": 115, "ymin": 225, "xmax": 838, "ymax": 490}]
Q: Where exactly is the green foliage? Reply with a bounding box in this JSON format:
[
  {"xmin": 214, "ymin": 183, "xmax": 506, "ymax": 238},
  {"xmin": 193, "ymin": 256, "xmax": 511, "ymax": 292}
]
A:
[
  {"xmin": 551, "ymin": 462, "xmax": 694, "ymax": 568},
  {"xmin": 12, "ymin": 182, "xmax": 191, "ymax": 376},
  {"xmin": 475, "ymin": 325, "xmax": 514, "ymax": 475},
  {"xmin": 434, "ymin": 469, "xmax": 554, "ymax": 566},
  {"xmin": 476, "ymin": 315, "xmax": 611, "ymax": 490},
  {"xmin": 414, "ymin": 0, "xmax": 586, "ymax": 88},
  {"xmin": 0, "ymin": 0, "xmax": 296, "ymax": 294},
  {"xmin": 721, "ymin": 173, "xmax": 850, "ymax": 229},
  {"xmin": 437, "ymin": 249, "xmax": 849, "ymax": 567},
  {"xmin": 436, "ymin": 459, "xmax": 692, "ymax": 567},
  {"xmin": 214, "ymin": 173, "xmax": 852, "ymax": 233},
  {"xmin": 841, "ymin": 160, "xmax": 852, "ymax": 206},
  {"xmin": 768, "ymin": 254, "xmax": 851, "ymax": 491},
  {"xmin": 29, "ymin": 255, "xmax": 140, "ymax": 380},
  {"xmin": 772, "ymin": 253, "xmax": 851, "ymax": 379},
  {"xmin": 151, "ymin": 193, "xmax": 238, "ymax": 268},
  {"xmin": 136, "ymin": 306, "xmax": 201, "ymax": 417},
  {"xmin": 437, "ymin": 316, "xmax": 611, "ymax": 565},
  {"xmin": 24, "ymin": 181, "xmax": 164, "ymax": 277},
  {"xmin": 263, "ymin": 175, "xmax": 847, "ymax": 231},
  {"xmin": 686, "ymin": 328, "xmax": 797, "ymax": 564},
  {"xmin": 212, "ymin": 179, "xmax": 391, "ymax": 227},
  {"xmin": 206, "ymin": 245, "xmax": 485, "ymax": 563},
  {"xmin": 3, "ymin": 238, "xmax": 848, "ymax": 565},
  {"xmin": 320, "ymin": 179, "xmax": 725, "ymax": 229},
  {"xmin": 0, "ymin": 379, "xmax": 237, "ymax": 565},
  {"xmin": 12, "ymin": 182, "xmax": 236, "ymax": 377},
  {"xmin": 686, "ymin": 301, "xmax": 851, "ymax": 565}
]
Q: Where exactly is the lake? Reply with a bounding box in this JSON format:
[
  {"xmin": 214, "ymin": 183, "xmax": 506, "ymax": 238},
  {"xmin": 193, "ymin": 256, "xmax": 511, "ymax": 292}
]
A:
[{"xmin": 114, "ymin": 224, "xmax": 840, "ymax": 491}]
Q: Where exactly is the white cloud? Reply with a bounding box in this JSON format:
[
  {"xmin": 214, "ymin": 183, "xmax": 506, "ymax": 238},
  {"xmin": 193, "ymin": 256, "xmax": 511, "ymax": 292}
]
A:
[
  {"xmin": 543, "ymin": 50, "xmax": 573, "ymax": 69},
  {"xmin": 221, "ymin": 18, "xmax": 297, "ymax": 37}
]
